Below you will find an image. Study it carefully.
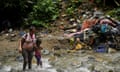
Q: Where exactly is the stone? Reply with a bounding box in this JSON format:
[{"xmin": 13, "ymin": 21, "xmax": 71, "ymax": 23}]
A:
[
  {"xmin": 93, "ymin": 70, "xmax": 100, "ymax": 72},
  {"xmin": 8, "ymin": 28, "xmax": 13, "ymax": 33},
  {"xmin": 87, "ymin": 64, "xmax": 95, "ymax": 72},
  {"xmin": 94, "ymin": 65, "xmax": 106, "ymax": 72},
  {"xmin": 108, "ymin": 48, "xmax": 117, "ymax": 53},
  {"xmin": 108, "ymin": 70, "xmax": 114, "ymax": 72},
  {"xmin": 53, "ymin": 45, "xmax": 61, "ymax": 50},
  {"xmin": 56, "ymin": 68, "xmax": 65, "ymax": 72},
  {"xmin": 41, "ymin": 49, "xmax": 50, "ymax": 55},
  {"xmin": 71, "ymin": 61, "xmax": 82, "ymax": 68},
  {"xmin": 88, "ymin": 56, "xmax": 96, "ymax": 62},
  {"xmin": 9, "ymin": 38, "xmax": 16, "ymax": 41},
  {"xmin": 2, "ymin": 65, "xmax": 12, "ymax": 72},
  {"xmin": 0, "ymin": 63, "xmax": 3, "ymax": 70},
  {"xmin": 15, "ymin": 56, "xmax": 23, "ymax": 62},
  {"xmin": 54, "ymin": 53, "xmax": 61, "ymax": 57},
  {"xmin": 75, "ymin": 67, "xmax": 90, "ymax": 72}
]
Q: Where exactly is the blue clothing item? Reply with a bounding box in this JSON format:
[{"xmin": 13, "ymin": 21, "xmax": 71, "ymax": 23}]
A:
[
  {"xmin": 19, "ymin": 31, "xmax": 25, "ymax": 37},
  {"xmin": 101, "ymin": 24, "xmax": 108, "ymax": 33},
  {"xmin": 35, "ymin": 55, "xmax": 42, "ymax": 66}
]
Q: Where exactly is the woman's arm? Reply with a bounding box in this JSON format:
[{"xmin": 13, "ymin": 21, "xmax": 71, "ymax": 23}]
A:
[
  {"xmin": 18, "ymin": 39, "xmax": 22, "ymax": 53},
  {"xmin": 18, "ymin": 37, "xmax": 25, "ymax": 53}
]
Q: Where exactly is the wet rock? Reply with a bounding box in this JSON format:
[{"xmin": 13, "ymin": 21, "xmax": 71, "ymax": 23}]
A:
[
  {"xmin": 54, "ymin": 53, "xmax": 61, "ymax": 57},
  {"xmin": 92, "ymin": 70, "xmax": 100, "ymax": 72},
  {"xmin": 88, "ymin": 56, "xmax": 96, "ymax": 62},
  {"xmin": 53, "ymin": 50, "xmax": 64, "ymax": 57},
  {"xmin": 48, "ymin": 56, "xmax": 57, "ymax": 62},
  {"xmin": 41, "ymin": 49, "xmax": 50, "ymax": 55},
  {"xmin": 114, "ymin": 68, "xmax": 120, "ymax": 72},
  {"xmin": 56, "ymin": 68, "xmax": 65, "ymax": 72},
  {"xmin": 5, "ymin": 33, "xmax": 9, "ymax": 37},
  {"xmin": 108, "ymin": 48, "xmax": 117, "ymax": 53},
  {"xmin": 53, "ymin": 45, "xmax": 61, "ymax": 50},
  {"xmin": 10, "ymin": 68, "xmax": 19, "ymax": 72},
  {"xmin": 94, "ymin": 65, "xmax": 106, "ymax": 72},
  {"xmin": 15, "ymin": 56, "xmax": 23, "ymax": 62},
  {"xmin": 58, "ymin": 39, "xmax": 69, "ymax": 45},
  {"xmin": 10, "ymin": 34, "xmax": 16, "ymax": 37},
  {"xmin": 0, "ymin": 57, "xmax": 3, "ymax": 62},
  {"xmin": 0, "ymin": 62, "xmax": 3, "ymax": 70},
  {"xmin": 8, "ymin": 28, "xmax": 13, "ymax": 33},
  {"xmin": 108, "ymin": 70, "xmax": 114, "ymax": 72},
  {"xmin": 80, "ymin": 50, "xmax": 86, "ymax": 54},
  {"xmin": 87, "ymin": 64, "xmax": 95, "ymax": 72},
  {"xmin": 9, "ymin": 38, "xmax": 16, "ymax": 42},
  {"xmin": 71, "ymin": 61, "xmax": 82, "ymax": 68},
  {"xmin": 114, "ymin": 57, "xmax": 120, "ymax": 63},
  {"xmin": 75, "ymin": 67, "xmax": 90, "ymax": 72},
  {"xmin": 1, "ymin": 65, "xmax": 12, "ymax": 72}
]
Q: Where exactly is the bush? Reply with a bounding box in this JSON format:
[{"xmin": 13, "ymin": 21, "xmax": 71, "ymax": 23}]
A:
[
  {"xmin": 106, "ymin": 8, "xmax": 120, "ymax": 20},
  {"xmin": 27, "ymin": 0, "xmax": 59, "ymax": 28},
  {"xmin": 65, "ymin": 0, "xmax": 82, "ymax": 17}
]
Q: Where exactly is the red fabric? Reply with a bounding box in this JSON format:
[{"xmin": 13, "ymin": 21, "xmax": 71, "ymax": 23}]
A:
[
  {"xmin": 81, "ymin": 19, "xmax": 98, "ymax": 30},
  {"xmin": 35, "ymin": 50, "xmax": 41, "ymax": 56},
  {"xmin": 81, "ymin": 20, "xmax": 90, "ymax": 30}
]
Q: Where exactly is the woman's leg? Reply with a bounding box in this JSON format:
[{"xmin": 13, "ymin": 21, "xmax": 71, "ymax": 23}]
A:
[
  {"xmin": 28, "ymin": 50, "xmax": 33, "ymax": 69},
  {"xmin": 22, "ymin": 49, "xmax": 28, "ymax": 71}
]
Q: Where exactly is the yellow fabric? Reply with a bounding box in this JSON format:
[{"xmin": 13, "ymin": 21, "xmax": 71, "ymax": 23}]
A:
[{"xmin": 75, "ymin": 43, "xmax": 83, "ymax": 50}]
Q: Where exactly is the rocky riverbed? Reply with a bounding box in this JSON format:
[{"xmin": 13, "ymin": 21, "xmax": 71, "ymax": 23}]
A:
[{"xmin": 0, "ymin": 33, "xmax": 120, "ymax": 72}]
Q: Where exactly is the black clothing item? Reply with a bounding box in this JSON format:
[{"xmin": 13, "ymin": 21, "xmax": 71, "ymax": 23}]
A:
[
  {"xmin": 22, "ymin": 48, "xmax": 33, "ymax": 70},
  {"xmin": 74, "ymin": 33, "xmax": 84, "ymax": 42}
]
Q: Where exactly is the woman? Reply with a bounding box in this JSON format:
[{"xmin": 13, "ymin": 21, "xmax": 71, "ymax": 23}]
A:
[{"xmin": 19, "ymin": 26, "xmax": 36, "ymax": 71}]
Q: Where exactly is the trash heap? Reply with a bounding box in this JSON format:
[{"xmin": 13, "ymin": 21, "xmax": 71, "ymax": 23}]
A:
[{"xmin": 63, "ymin": 13, "xmax": 120, "ymax": 53}]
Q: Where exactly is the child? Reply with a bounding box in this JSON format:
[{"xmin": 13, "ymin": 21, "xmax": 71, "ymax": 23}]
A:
[{"xmin": 35, "ymin": 39, "xmax": 43, "ymax": 67}]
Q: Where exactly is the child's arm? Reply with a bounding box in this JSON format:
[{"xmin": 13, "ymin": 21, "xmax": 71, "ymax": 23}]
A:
[{"xmin": 39, "ymin": 46, "xmax": 43, "ymax": 50}]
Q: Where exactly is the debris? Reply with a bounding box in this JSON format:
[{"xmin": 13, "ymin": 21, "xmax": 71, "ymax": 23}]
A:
[{"xmin": 108, "ymin": 48, "xmax": 117, "ymax": 53}]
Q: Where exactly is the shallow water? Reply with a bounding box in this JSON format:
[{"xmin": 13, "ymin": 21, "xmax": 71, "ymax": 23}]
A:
[{"xmin": 0, "ymin": 58, "xmax": 57, "ymax": 72}]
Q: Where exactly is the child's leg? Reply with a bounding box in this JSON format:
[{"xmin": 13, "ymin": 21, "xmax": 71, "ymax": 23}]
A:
[
  {"xmin": 35, "ymin": 55, "xmax": 40, "ymax": 66},
  {"xmin": 38, "ymin": 55, "xmax": 42, "ymax": 67},
  {"xmin": 39, "ymin": 57, "xmax": 42, "ymax": 67}
]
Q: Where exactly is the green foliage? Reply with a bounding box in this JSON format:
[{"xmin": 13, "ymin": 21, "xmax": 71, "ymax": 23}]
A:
[
  {"xmin": 106, "ymin": 8, "xmax": 120, "ymax": 20},
  {"xmin": 27, "ymin": 0, "xmax": 59, "ymax": 28},
  {"xmin": 95, "ymin": 0, "xmax": 101, "ymax": 4},
  {"xmin": 65, "ymin": 0, "xmax": 82, "ymax": 16},
  {"xmin": 0, "ymin": 0, "xmax": 119, "ymax": 28},
  {"xmin": 66, "ymin": 7, "xmax": 74, "ymax": 16},
  {"xmin": 32, "ymin": 20, "xmax": 49, "ymax": 28}
]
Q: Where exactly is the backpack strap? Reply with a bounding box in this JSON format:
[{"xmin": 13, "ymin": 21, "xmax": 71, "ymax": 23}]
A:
[
  {"xmin": 21, "ymin": 34, "xmax": 27, "ymax": 47},
  {"xmin": 25, "ymin": 33, "xmax": 28, "ymax": 40}
]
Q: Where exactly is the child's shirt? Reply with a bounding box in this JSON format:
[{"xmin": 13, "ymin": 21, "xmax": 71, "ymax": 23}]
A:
[{"xmin": 35, "ymin": 49, "xmax": 41, "ymax": 56}]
